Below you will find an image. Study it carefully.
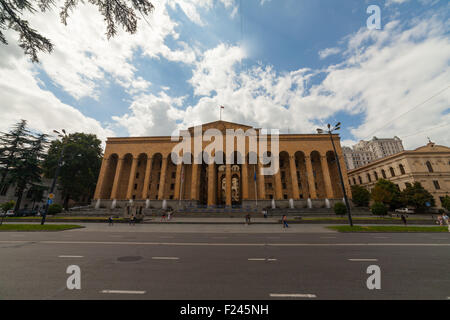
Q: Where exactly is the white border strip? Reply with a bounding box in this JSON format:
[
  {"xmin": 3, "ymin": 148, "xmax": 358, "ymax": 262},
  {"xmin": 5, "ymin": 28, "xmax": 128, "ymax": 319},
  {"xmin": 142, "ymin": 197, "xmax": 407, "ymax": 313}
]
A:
[{"xmin": 152, "ymin": 257, "xmax": 179, "ymax": 260}]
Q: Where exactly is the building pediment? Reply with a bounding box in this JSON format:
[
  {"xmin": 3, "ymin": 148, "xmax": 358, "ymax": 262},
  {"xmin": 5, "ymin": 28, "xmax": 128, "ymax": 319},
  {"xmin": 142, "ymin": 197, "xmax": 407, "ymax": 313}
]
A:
[
  {"xmin": 413, "ymin": 142, "xmax": 450, "ymax": 153},
  {"xmin": 187, "ymin": 120, "xmax": 255, "ymax": 135}
]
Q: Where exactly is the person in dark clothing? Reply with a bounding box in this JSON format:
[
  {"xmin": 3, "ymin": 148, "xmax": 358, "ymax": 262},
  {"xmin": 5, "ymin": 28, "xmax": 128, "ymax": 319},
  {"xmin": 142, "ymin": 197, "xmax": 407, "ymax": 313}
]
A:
[{"xmin": 401, "ymin": 214, "xmax": 407, "ymax": 226}]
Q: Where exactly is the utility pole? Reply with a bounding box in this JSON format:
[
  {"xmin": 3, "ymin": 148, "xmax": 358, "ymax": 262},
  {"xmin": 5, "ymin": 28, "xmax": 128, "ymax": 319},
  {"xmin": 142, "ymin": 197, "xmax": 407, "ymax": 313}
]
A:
[{"xmin": 317, "ymin": 123, "xmax": 353, "ymax": 227}]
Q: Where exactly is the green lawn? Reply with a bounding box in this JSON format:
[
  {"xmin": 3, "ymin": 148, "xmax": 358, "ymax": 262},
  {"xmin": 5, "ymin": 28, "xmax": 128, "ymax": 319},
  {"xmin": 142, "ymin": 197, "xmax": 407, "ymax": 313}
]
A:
[
  {"xmin": 0, "ymin": 224, "xmax": 84, "ymax": 231},
  {"xmin": 5, "ymin": 216, "xmax": 124, "ymax": 221},
  {"xmin": 328, "ymin": 225, "xmax": 449, "ymax": 233}
]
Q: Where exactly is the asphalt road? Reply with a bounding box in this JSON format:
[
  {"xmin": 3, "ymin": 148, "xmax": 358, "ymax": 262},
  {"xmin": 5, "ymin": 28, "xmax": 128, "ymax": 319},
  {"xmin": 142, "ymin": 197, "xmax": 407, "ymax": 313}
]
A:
[{"xmin": 0, "ymin": 224, "xmax": 449, "ymax": 300}]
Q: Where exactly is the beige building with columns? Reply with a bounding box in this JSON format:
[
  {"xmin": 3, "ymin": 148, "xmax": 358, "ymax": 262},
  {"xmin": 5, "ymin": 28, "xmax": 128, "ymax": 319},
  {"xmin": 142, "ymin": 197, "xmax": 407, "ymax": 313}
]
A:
[
  {"xmin": 93, "ymin": 121, "xmax": 351, "ymax": 210},
  {"xmin": 348, "ymin": 141, "xmax": 450, "ymax": 208}
]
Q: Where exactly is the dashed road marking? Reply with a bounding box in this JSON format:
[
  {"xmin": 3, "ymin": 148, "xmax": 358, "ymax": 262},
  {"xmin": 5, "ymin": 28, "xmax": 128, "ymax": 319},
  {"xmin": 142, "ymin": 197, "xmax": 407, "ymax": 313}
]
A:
[
  {"xmin": 270, "ymin": 293, "xmax": 316, "ymax": 298},
  {"xmin": 152, "ymin": 257, "xmax": 179, "ymax": 260},
  {"xmin": 101, "ymin": 290, "xmax": 146, "ymax": 294},
  {"xmin": 248, "ymin": 258, "xmax": 277, "ymax": 261},
  {"xmin": 58, "ymin": 255, "xmax": 84, "ymax": 258},
  {"xmin": 348, "ymin": 259, "xmax": 378, "ymax": 262}
]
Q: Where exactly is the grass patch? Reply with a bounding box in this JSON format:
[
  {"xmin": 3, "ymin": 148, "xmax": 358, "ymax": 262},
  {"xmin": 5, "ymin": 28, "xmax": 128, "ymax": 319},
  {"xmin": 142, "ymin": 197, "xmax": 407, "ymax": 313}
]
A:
[
  {"xmin": 328, "ymin": 225, "xmax": 449, "ymax": 233},
  {"xmin": 300, "ymin": 217, "xmax": 431, "ymax": 221},
  {"xmin": 0, "ymin": 224, "xmax": 84, "ymax": 232}
]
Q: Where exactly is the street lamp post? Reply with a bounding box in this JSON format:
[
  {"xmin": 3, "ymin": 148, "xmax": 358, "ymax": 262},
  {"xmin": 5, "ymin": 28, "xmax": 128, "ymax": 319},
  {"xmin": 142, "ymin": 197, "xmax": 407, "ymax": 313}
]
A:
[
  {"xmin": 317, "ymin": 123, "xmax": 353, "ymax": 227},
  {"xmin": 41, "ymin": 130, "xmax": 67, "ymax": 225}
]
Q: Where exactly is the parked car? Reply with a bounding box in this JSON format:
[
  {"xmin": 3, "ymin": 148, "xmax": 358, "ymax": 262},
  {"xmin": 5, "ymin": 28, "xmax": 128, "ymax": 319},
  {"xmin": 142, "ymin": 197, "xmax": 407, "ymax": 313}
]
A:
[
  {"xmin": 395, "ymin": 208, "xmax": 415, "ymax": 214},
  {"xmin": 15, "ymin": 209, "xmax": 38, "ymax": 217},
  {"xmin": 0, "ymin": 210, "xmax": 15, "ymax": 217}
]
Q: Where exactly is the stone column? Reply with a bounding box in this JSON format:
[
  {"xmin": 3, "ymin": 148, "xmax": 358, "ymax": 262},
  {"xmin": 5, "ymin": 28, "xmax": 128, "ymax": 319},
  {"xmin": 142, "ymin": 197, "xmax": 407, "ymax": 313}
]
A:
[
  {"xmin": 274, "ymin": 157, "xmax": 283, "ymax": 200},
  {"xmin": 241, "ymin": 163, "xmax": 249, "ymax": 200},
  {"xmin": 142, "ymin": 156, "xmax": 153, "ymax": 199},
  {"xmin": 207, "ymin": 163, "xmax": 216, "ymax": 206},
  {"xmin": 158, "ymin": 157, "xmax": 168, "ymax": 200},
  {"xmin": 110, "ymin": 157, "xmax": 124, "ymax": 200},
  {"xmin": 289, "ymin": 155, "xmax": 300, "ymax": 200},
  {"xmin": 305, "ymin": 156, "xmax": 317, "ymax": 199},
  {"xmin": 126, "ymin": 157, "xmax": 139, "ymax": 200},
  {"xmin": 191, "ymin": 164, "xmax": 199, "ymax": 200},
  {"xmin": 94, "ymin": 158, "xmax": 108, "ymax": 200},
  {"xmin": 320, "ymin": 155, "xmax": 334, "ymax": 199},
  {"xmin": 225, "ymin": 164, "xmax": 232, "ymax": 206},
  {"xmin": 174, "ymin": 164, "xmax": 183, "ymax": 199},
  {"xmin": 257, "ymin": 161, "xmax": 265, "ymax": 200}
]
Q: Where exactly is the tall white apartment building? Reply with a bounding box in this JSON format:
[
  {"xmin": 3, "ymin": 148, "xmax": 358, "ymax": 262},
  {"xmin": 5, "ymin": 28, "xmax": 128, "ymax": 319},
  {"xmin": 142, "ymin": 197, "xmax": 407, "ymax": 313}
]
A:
[{"xmin": 343, "ymin": 136, "xmax": 404, "ymax": 170}]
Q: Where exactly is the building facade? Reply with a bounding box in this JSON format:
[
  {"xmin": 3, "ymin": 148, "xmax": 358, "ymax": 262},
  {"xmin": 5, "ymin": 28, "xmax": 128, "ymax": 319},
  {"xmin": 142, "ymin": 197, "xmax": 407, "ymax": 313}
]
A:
[
  {"xmin": 344, "ymin": 136, "xmax": 404, "ymax": 170},
  {"xmin": 347, "ymin": 141, "xmax": 450, "ymax": 208},
  {"xmin": 93, "ymin": 121, "xmax": 352, "ymax": 209}
]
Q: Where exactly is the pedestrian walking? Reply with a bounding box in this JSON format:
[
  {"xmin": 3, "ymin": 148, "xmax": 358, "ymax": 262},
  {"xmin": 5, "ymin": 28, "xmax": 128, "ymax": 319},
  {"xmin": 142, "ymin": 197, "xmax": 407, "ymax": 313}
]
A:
[
  {"xmin": 246, "ymin": 213, "xmax": 251, "ymax": 225},
  {"xmin": 443, "ymin": 213, "xmax": 449, "ymax": 227},
  {"xmin": 401, "ymin": 214, "xmax": 407, "ymax": 226},
  {"xmin": 108, "ymin": 216, "xmax": 113, "ymax": 226},
  {"xmin": 161, "ymin": 211, "xmax": 167, "ymax": 222},
  {"xmin": 168, "ymin": 210, "xmax": 172, "ymax": 221},
  {"xmin": 263, "ymin": 209, "xmax": 268, "ymax": 219},
  {"xmin": 282, "ymin": 215, "xmax": 289, "ymax": 228}
]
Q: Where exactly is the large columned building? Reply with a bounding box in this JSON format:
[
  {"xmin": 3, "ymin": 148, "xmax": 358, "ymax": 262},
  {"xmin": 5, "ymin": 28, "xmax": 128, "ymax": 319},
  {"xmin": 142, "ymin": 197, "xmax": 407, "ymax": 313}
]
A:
[{"xmin": 93, "ymin": 121, "xmax": 351, "ymax": 209}]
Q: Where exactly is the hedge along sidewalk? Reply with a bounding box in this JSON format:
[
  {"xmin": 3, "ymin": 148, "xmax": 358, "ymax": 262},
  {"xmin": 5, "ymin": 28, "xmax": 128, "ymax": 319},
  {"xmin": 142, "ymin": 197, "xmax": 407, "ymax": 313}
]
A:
[
  {"xmin": 0, "ymin": 224, "xmax": 85, "ymax": 232},
  {"xmin": 327, "ymin": 226, "xmax": 450, "ymax": 233}
]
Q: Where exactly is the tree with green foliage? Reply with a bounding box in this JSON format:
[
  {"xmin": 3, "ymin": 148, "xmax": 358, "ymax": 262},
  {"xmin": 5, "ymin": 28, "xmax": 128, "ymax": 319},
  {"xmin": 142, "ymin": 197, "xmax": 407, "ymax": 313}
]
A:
[
  {"xmin": 400, "ymin": 182, "xmax": 435, "ymax": 212},
  {"xmin": 0, "ymin": 120, "xmax": 30, "ymax": 190},
  {"xmin": 442, "ymin": 196, "xmax": 450, "ymax": 212},
  {"xmin": 351, "ymin": 185, "xmax": 371, "ymax": 207},
  {"xmin": 42, "ymin": 133, "xmax": 102, "ymax": 210},
  {"xmin": 370, "ymin": 202, "xmax": 388, "ymax": 216},
  {"xmin": 371, "ymin": 179, "xmax": 403, "ymax": 210},
  {"xmin": 0, "ymin": 0, "xmax": 154, "ymax": 62},
  {"xmin": 0, "ymin": 121, "xmax": 48, "ymax": 211}
]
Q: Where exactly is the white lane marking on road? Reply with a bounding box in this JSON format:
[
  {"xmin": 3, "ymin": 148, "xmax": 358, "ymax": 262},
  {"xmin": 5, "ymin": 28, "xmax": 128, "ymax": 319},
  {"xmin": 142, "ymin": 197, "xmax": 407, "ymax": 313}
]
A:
[
  {"xmin": 348, "ymin": 259, "xmax": 378, "ymax": 262},
  {"xmin": 270, "ymin": 293, "xmax": 316, "ymax": 298},
  {"xmin": 267, "ymin": 258, "xmax": 277, "ymax": 261},
  {"xmin": 1, "ymin": 241, "xmax": 449, "ymax": 247},
  {"xmin": 152, "ymin": 257, "xmax": 179, "ymax": 260},
  {"xmin": 58, "ymin": 255, "xmax": 84, "ymax": 258},
  {"xmin": 248, "ymin": 258, "xmax": 277, "ymax": 261},
  {"xmin": 101, "ymin": 290, "xmax": 146, "ymax": 294}
]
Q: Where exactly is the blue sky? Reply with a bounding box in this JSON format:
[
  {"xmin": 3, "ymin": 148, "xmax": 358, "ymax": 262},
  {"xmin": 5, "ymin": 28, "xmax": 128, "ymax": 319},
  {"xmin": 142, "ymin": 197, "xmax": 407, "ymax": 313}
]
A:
[{"xmin": 0, "ymin": 0, "xmax": 449, "ymax": 148}]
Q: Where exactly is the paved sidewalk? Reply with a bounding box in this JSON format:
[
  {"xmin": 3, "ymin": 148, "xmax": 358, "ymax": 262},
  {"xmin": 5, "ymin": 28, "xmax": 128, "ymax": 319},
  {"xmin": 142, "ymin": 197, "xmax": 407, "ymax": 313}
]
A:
[{"xmin": 65, "ymin": 222, "xmax": 336, "ymax": 233}]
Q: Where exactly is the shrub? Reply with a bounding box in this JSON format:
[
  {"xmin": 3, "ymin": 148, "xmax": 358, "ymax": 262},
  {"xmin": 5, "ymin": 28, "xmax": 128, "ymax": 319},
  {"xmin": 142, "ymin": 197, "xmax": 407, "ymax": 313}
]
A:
[
  {"xmin": 0, "ymin": 200, "xmax": 15, "ymax": 212},
  {"xmin": 48, "ymin": 203, "xmax": 63, "ymax": 215},
  {"xmin": 371, "ymin": 202, "xmax": 388, "ymax": 216},
  {"xmin": 441, "ymin": 196, "xmax": 450, "ymax": 212},
  {"xmin": 334, "ymin": 202, "xmax": 347, "ymax": 216}
]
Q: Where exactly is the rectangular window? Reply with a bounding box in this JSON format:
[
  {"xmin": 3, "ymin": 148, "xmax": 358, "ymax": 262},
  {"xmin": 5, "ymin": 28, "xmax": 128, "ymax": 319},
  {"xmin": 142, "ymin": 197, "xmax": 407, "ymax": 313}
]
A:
[
  {"xmin": 433, "ymin": 180, "xmax": 440, "ymax": 190},
  {"xmin": 282, "ymin": 183, "xmax": 287, "ymax": 189},
  {"xmin": 134, "ymin": 184, "xmax": 137, "ymax": 190},
  {"xmin": 172, "ymin": 172, "xmax": 176, "ymax": 179},
  {"xmin": 170, "ymin": 183, "xmax": 175, "ymax": 190},
  {"xmin": 283, "ymin": 194, "xmax": 288, "ymax": 200}
]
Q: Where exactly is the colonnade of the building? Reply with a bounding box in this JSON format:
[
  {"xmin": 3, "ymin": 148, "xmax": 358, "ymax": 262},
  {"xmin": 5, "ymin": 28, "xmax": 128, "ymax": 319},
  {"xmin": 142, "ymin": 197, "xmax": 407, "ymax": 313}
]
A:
[{"xmin": 94, "ymin": 150, "xmax": 346, "ymax": 206}]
